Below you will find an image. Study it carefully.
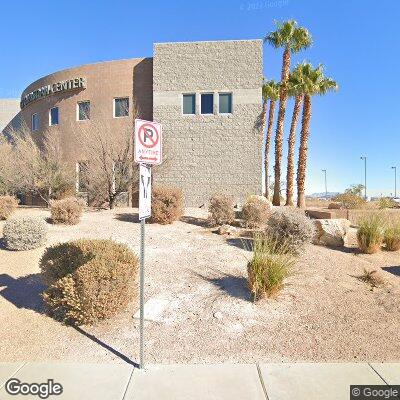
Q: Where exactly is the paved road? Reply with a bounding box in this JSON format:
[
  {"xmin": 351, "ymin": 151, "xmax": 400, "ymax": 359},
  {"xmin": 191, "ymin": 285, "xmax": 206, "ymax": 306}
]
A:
[{"xmin": 0, "ymin": 363, "xmax": 398, "ymax": 399}]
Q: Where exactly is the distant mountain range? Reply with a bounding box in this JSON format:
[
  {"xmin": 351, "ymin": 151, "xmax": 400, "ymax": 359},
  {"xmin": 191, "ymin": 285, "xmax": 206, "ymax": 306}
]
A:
[{"xmin": 307, "ymin": 192, "xmax": 340, "ymax": 199}]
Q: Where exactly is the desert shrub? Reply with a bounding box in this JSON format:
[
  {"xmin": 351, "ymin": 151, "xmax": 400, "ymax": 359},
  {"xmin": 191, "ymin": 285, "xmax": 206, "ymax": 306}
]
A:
[
  {"xmin": 266, "ymin": 207, "xmax": 315, "ymax": 254},
  {"xmin": 151, "ymin": 186, "xmax": 184, "ymax": 224},
  {"xmin": 333, "ymin": 193, "xmax": 365, "ymax": 209},
  {"xmin": 0, "ymin": 195, "xmax": 19, "ymax": 220},
  {"xmin": 378, "ymin": 197, "xmax": 398, "ymax": 209},
  {"xmin": 3, "ymin": 217, "xmax": 47, "ymax": 250},
  {"xmin": 360, "ymin": 268, "xmax": 385, "ymax": 287},
  {"xmin": 50, "ymin": 197, "xmax": 85, "ymax": 225},
  {"xmin": 247, "ymin": 234, "xmax": 294, "ymax": 300},
  {"xmin": 40, "ymin": 239, "xmax": 139, "ymax": 325},
  {"xmin": 241, "ymin": 195, "xmax": 271, "ymax": 228},
  {"xmin": 383, "ymin": 223, "xmax": 400, "ymax": 251},
  {"xmin": 208, "ymin": 194, "xmax": 235, "ymax": 226},
  {"xmin": 357, "ymin": 214, "xmax": 385, "ymax": 254}
]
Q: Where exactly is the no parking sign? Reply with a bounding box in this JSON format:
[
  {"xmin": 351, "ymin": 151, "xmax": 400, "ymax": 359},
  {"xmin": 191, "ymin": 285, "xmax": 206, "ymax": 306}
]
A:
[{"xmin": 134, "ymin": 119, "xmax": 162, "ymax": 165}]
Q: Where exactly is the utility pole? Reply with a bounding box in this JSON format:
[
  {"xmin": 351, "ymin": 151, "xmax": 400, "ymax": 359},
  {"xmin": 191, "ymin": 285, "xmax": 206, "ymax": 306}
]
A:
[
  {"xmin": 360, "ymin": 156, "xmax": 367, "ymax": 200},
  {"xmin": 322, "ymin": 169, "xmax": 327, "ymax": 199},
  {"xmin": 392, "ymin": 166, "xmax": 397, "ymax": 198}
]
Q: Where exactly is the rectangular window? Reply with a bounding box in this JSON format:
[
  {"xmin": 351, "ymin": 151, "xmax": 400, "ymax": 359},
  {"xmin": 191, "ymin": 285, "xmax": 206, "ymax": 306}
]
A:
[
  {"xmin": 114, "ymin": 97, "xmax": 129, "ymax": 118},
  {"xmin": 77, "ymin": 101, "xmax": 90, "ymax": 121},
  {"xmin": 31, "ymin": 113, "xmax": 39, "ymax": 131},
  {"xmin": 183, "ymin": 94, "xmax": 196, "ymax": 115},
  {"xmin": 49, "ymin": 107, "xmax": 59, "ymax": 126},
  {"xmin": 201, "ymin": 93, "xmax": 214, "ymax": 115},
  {"xmin": 219, "ymin": 93, "xmax": 232, "ymax": 114}
]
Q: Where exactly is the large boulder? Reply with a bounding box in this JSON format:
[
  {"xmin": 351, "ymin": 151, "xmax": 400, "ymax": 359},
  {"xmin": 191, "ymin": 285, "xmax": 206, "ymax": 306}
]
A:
[{"xmin": 313, "ymin": 218, "xmax": 350, "ymax": 247}]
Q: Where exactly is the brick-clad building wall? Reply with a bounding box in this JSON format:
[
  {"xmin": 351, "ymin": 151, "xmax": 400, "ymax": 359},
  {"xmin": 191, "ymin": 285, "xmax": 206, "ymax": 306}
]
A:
[{"xmin": 153, "ymin": 40, "xmax": 263, "ymax": 207}]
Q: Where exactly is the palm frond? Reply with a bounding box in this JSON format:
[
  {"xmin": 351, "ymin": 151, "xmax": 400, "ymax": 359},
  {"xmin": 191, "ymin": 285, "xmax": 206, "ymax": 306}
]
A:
[
  {"xmin": 264, "ymin": 20, "xmax": 312, "ymax": 53},
  {"xmin": 262, "ymin": 79, "xmax": 280, "ymax": 101}
]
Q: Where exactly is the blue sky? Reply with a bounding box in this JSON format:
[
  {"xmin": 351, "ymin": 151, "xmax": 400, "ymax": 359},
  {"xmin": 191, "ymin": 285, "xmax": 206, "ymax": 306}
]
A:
[{"xmin": 1, "ymin": 0, "xmax": 399, "ymax": 196}]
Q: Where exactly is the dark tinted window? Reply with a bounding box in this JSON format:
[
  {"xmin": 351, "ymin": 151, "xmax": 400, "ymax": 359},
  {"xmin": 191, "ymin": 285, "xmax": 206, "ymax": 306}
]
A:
[
  {"xmin": 114, "ymin": 98, "xmax": 129, "ymax": 117},
  {"xmin": 201, "ymin": 93, "xmax": 214, "ymax": 114},
  {"xmin": 50, "ymin": 107, "xmax": 59, "ymax": 125},
  {"xmin": 78, "ymin": 101, "xmax": 90, "ymax": 120}
]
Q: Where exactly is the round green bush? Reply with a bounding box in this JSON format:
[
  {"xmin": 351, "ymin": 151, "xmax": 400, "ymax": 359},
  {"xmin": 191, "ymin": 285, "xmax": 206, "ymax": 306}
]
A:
[
  {"xmin": 40, "ymin": 239, "xmax": 139, "ymax": 325},
  {"xmin": 3, "ymin": 217, "xmax": 47, "ymax": 250}
]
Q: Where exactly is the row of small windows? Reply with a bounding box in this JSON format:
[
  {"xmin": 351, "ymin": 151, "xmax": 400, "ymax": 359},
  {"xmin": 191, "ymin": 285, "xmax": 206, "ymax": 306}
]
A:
[
  {"xmin": 31, "ymin": 97, "xmax": 129, "ymax": 131},
  {"xmin": 183, "ymin": 93, "xmax": 232, "ymax": 115}
]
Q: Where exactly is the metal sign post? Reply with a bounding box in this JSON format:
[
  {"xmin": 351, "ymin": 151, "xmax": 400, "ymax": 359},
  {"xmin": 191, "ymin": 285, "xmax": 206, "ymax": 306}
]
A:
[
  {"xmin": 138, "ymin": 163, "xmax": 151, "ymax": 369},
  {"xmin": 135, "ymin": 119, "xmax": 162, "ymax": 370}
]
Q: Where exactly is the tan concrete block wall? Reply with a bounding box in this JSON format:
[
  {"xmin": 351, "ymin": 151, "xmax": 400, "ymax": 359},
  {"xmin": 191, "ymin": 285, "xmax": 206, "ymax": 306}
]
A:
[{"xmin": 153, "ymin": 40, "xmax": 263, "ymax": 207}]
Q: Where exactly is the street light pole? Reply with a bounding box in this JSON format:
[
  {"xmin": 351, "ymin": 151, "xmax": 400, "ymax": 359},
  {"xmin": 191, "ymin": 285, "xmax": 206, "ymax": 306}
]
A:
[
  {"xmin": 322, "ymin": 169, "xmax": 327, "ymax": 199},
  {"xmin": 360, "ymin": 156, "xmax": 367, "ymax": 200},
  {"xmin": 391, "ymin": 166, "xmax": 397, "ymax": 198}
]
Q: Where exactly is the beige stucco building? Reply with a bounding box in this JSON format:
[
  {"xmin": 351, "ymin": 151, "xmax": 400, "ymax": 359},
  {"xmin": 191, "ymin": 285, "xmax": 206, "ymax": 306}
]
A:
[{"xmin": 3, "ymin": 39, "xmax": 263, "ymax": 207}]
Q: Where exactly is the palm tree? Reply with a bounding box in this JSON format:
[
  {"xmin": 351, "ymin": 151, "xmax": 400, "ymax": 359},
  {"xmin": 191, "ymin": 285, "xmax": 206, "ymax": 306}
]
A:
[
  {"xmin": 295, "ymin": 63, "xmax": 338, "ymax": 208},
  {"xmin": 285, "ymin": 67, "xmax": 304, "ymax": 206},
  {"xmin": 262, "ymin": 79, "xmax": 280, "ymax": 199},
  {"xmin": 265, "ymin": 20, "xmax": 312, "ymax": 206}
]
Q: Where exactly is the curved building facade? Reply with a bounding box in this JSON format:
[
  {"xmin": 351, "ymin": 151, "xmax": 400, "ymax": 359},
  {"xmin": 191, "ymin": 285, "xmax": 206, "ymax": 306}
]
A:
[{"xmin": 4, "ymin": 39, "xmax": 263, "ymax": 207}]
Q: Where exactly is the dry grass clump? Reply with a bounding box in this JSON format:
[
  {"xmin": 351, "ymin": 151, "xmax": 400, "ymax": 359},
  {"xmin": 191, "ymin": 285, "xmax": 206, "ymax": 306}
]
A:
[
  {"xmin": 360, "ymin": 268, "xmax": 385, "ymax": 288},
  {"xmin": 266, "ymin": 207, "xmax": 315, "ymax": 254},
  {"xmin": 383, "ymin": 221, "xmax": 400, "ymax": 251},
  {"xmin": 40, "ymin": 239, "xmax": 139, "ymax": 325},
  {"xmin": 208, "ymin": 194, "xmax": 235, "ymax": 226},
  {"xmin": 241, "ymin": 195, "xmax": 271, "ymax": 228},
  {"xmin": 50, "ymin": 197, "xmax": 85, "ymax": 225},
  {"xmin": 247, "ymin": 234, "xmax": 295, "ymax": 301},
  {"xmin": 0, "ymin": 195, "xmax": 19, "ymax": 220},
  {"xmin": 3, "ymin": 217, "xmax": 47, "ymax": 250},
  {"xmin": 151, "ymin": 186, "xmax": 184, "ymax": 224},
  {"xmin": 378, "ymin": 197, "xmax": 398, "ymax": 209},
  {"xmin": 357, "ymin": 214, "xmax": 385, "ymax": 254}
]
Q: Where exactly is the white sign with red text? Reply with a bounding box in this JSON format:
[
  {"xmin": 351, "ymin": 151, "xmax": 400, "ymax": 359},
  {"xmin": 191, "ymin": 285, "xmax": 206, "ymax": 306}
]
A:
[{"xmin": 134, "ymin": 119, "xmax": 162, "ymax": 165}]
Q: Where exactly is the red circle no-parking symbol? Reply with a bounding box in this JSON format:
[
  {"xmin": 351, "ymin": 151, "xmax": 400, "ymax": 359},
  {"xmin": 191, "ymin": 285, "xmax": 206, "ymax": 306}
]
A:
[{"xmin": 138, "ymin": 123, "xmax": 159, "ymax": 148}]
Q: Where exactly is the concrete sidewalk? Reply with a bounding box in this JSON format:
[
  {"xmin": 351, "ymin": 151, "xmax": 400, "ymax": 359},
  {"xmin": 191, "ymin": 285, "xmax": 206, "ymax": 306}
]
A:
[{"xmin": 0, "ymin": 362, "xmax": 398, "ymax": 399}]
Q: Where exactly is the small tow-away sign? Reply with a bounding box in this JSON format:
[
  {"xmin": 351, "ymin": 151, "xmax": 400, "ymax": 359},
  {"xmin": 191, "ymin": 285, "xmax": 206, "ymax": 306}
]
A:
[
  {"xmin": 139, "ymin": 164, "xmax": 151, "ymax": 220},
  {"xmin": 134, "ymin": 119, "xmax": 162, "ymax": 165}
]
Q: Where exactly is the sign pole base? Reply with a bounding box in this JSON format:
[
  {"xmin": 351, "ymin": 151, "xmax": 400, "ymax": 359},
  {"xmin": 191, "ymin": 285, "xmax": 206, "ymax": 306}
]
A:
[{"xmin": 139, "ymin": 218, "xmax": 145, "ymax": 369}]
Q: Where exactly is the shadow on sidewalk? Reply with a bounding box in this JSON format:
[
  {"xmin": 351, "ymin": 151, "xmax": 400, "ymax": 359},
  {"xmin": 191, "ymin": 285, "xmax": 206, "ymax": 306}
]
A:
[
  {"xmin": 74, "ymin": 326, "xmax": 139, "ymax": 368},
  {"xmin": 0, "ymin": 273, "xmax": 45, "ymax": 313}
]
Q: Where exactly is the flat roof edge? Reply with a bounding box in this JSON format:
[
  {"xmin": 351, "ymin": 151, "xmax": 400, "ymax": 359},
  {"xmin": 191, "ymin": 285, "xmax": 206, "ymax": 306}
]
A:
[{"xmin": 154, "ymin": 39, "xmax": 262, "ymax": 45}]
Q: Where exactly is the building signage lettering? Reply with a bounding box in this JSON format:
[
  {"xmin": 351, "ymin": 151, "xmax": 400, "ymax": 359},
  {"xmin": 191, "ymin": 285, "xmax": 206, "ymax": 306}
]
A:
[{"xmin": 20, "ymin": 77, "xmax": 86, "ymax": 108}]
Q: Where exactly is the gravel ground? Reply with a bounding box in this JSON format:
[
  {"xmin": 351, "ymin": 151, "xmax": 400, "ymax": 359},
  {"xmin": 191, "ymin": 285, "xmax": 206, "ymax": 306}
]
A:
[{"xmin": 1, "ymin": 207, "xmax": 400, "ymax": 364}]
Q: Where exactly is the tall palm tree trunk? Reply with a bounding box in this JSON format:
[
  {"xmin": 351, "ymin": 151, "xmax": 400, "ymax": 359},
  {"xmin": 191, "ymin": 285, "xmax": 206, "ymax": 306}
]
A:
[
  {"xmin": 296, "ymin": 94, "xmax": 312, "ymax": 208},
  {"xmin": 285, "ymin": 94, "xmax": 303, "ymax": 206},
  {"xmin": 264, "ymin": 100, "xmax": 275, "ymax": 198},
  {"xmin": 272, "ymin": 48, "xmax": 291, "ymax": 206}
]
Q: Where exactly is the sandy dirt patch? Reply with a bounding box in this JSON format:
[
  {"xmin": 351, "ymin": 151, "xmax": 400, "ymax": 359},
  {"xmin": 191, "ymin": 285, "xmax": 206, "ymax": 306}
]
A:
[{"xmin": 0, "ymin": 207, "xmax": 399, "ymax": 364}]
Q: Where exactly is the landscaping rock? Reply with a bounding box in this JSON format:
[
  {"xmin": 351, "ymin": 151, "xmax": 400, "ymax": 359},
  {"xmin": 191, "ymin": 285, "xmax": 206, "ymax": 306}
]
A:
[
  {"xmin": 313, "ymin": 218, "xmax": 350, "ymax": 247},
  {"xmin": 216, "ymin": 225, "xmax": 240, "ymax": 236}
]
